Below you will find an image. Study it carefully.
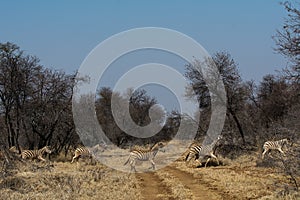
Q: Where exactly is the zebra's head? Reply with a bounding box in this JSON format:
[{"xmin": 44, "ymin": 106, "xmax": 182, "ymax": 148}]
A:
[
  {"xmin": 44, "ymin": 146, "xmax": 52, "ymax": 154},
  {"xmin": 157, "ymin": 142, "xmax": 166, "ymax": 152},
  {"xmin": 151, "ymin": 142, "xmax": 165, "ymax": 152},
  {"xmin": 210, "ymin": 135, "xmax": 222, "ymax": 145},
  {"xmin": 207, "ymin": 135, "xmax": 222, "ymax": 143},
  {"xmin": 157, "ymin": 142, "xmax": 165, "ymax": 147},
  {"xmin": 282, "ymin": 138, "xmax": 290, "ymax": 146}
]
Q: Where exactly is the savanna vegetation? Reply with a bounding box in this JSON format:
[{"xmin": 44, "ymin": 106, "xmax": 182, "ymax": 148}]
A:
[{"xmin": 0, "ymin": 1, "xmax": 300, "ymax": 199}]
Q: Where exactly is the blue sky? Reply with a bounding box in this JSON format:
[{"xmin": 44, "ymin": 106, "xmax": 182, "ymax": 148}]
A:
[
  {"xmin": 1, "ymin": 0, "xmax": 288, "ymax": 81},
  {"xmin": 0, "ymin": 0, "xmax": 292, "ymax": 113},
  {"xmin": 0, "ymin": 0, "xmax": 291, "ymax": 111}
]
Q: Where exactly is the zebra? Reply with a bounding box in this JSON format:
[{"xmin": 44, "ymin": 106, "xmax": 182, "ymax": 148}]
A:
[
  {"xmin": 21, "ymin": 146, "xmax": 52, "ymax": 162},
  {"xmin": 71, "ymin": 144, "xmax": 105, "ymax": 163},
  {"xmin": 124, "ymin": 142, "xmax": 165, "ymax": 172},
  {"xmin": 185, "ymin": 135, "xmax": 222, "ymax": 167},
  {"xmin": 262, "ymin": 138, "xmax": 289, "ymax": 159}
]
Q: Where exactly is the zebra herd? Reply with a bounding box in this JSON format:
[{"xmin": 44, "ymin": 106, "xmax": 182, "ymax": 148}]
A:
[
  {"xmin": 7, "ymin": 145, "xmax": 53, "ymax": 162},
  {"xmin": 122, "ymin": 137, "xmax": 291, "ymax": 171},
  {"xmin": 4, "ymin": 137, "xmax": 291, "ymax": 171},
  {"xmin": 6, "ymin": 144, "xmax": 106, "ymax": 163}
]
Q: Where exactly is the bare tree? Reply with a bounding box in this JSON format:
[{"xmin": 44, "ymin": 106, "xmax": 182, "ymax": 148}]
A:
[
  {"xmin": 95, "ymin": 87, "xmax": 167, "ymax": 146},
  {"xmin": 0, "ymin": 42, "xmax": 41, "ymax": 151},
  {"xmin": 0, "ymin": 42, "xmax": 79, "ymax": 154},
  {"xmin": 185, "ymin": 52, "xmax": 247, "ymax": 144},
  {"xmin": 273, "ymin": 1, "xmax": 300, "ymax": 82},
  {"xmin": 257, "ymin": 75, "xmax": 291, "ymax": 127}
]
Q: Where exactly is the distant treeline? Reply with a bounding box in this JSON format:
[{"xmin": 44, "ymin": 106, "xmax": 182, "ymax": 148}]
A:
[{"xmin": 0, "ymin": 2, "xmax": 300, "ymax": 157}]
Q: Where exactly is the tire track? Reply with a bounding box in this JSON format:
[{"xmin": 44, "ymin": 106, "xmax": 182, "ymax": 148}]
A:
[
  {"xmin": 136, "ymin": 171, "xmax": 176, "ymax": 200},
  {"xmin": 137, "ymin": 165, "xmax": 235, "ymax": 200},
  {"xmin": 163, "ymin": 166, "xmax": 225, "ymax": 200}
]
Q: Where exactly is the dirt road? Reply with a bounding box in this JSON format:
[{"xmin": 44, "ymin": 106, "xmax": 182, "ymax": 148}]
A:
[
  {"xmin": 136, "ymin": 171, "xmax": 176, "ymax": 200},
  {"xmin": 136, "ymin": 164, "xmax": 233, "ymax": 200}
]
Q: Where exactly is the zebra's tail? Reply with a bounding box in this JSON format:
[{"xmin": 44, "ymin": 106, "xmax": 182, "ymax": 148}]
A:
[{"xmin": 124, "ymin": 156, "xmax": 130, "ymax": 166}]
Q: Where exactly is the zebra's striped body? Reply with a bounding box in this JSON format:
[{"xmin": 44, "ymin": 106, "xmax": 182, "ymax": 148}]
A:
[
  {"xmin": 71, "ymin": 144, "xmax": 105, "ymax": 163},
  {"xmin": 124, "ymin": 142, "xmax": 165, "ymax": 172},
  {"xmin": 21, "ymin": 146, "xmax": 52, "ymax": 162},
  {"xmin": 262, "ymin": 138, "xmax": 289, "ymax": 159},
  {"xmin": 185, "ymin": 136, "xmax": 222, "ymax": 167}
]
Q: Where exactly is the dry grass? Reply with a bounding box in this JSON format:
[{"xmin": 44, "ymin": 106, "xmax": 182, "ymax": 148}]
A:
[
  {"xmin": 176, "ymin": 153, "xmax": 300, "ymax": 199},
  {"xmin": 0, "ymin": 149, "xmax": 299, "ymax": 200},
  {"xmin": 0, "ymin": 161, "xmax": 142, "ymax": 200}
]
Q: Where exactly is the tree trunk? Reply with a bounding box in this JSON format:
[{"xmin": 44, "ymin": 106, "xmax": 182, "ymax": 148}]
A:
[{"xmin": 228, "ymin": 107, "xmax": 246, "ymax": 145}]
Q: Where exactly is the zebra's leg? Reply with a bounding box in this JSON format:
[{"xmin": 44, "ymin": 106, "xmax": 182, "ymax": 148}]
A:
[
  {"xmin": 71, "ymin": 155, "xmax": 76, "ymax": 163},
  {"xmin": 72, "ymin": 154, "xmax": 80, "ymax": 163},
  {"xmin": 268, "ymin": 151, "xmax": 275, "ymax": 159},
  {"xmin": 185, "ymin": 154, "xmax": 192, "ymax": 166},
  {"xmin": 130, "ymin": 160, "xmax": 137, "ymax": 172},
  {"xmin": 195, "ymin": 159, "xmax": 202, "ymax": 167},
  {"xmin": 38, "ymin": 156, "xmax": 46, "ymax": 162},
  {"xmin": 204, "ymin": 157, "xmax": 211, "ymax": 168},
  {"xmin": 262, "ymin": 149, "xmax": 268, "ymax": 159},
  {"xmin": 277, "ymin": 148, "xmax": 286, "ymax": 156},
  {"xmin": 185, "ymin": 152, "xmax": 191, "ymax": 162},
  {"xmin": 150, "ymin": 159, "xmax": 155, "ymax": 170},
  {"xmin": 209, "ymin": 153, "xmax": 219, "ymax": 166},
  {"xmin": 193, "ymin": 154, "xmax": 201, "ymax": 167},
  {"xmin": 21, "ymin": 152, "xmax": 26, "ymax": 160},
  {"xmin": 186, "ymin": 151, "xmax": 197, "ymax": 163}
]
